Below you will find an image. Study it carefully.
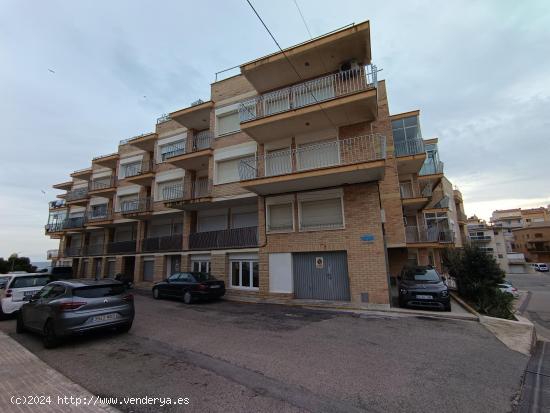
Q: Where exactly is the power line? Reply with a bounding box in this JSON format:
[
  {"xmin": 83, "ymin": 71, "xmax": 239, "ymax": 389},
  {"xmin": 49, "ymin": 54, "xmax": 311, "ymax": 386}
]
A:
[
  {"xmin": 292, "ymin": 0, "xmax": 312, "ymax": 38},
  {"xmin": 244, "ymin": 0, "xmax": 338, "ymax": 131}
]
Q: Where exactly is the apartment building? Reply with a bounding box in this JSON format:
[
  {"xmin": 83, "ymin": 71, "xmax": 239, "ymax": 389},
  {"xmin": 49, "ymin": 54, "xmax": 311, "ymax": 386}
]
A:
[
  {"xmin": 45, "ymin": 21, "xmax": 466, "ymax": 307},
  {"xmin": 513, "ymin": 222, "xmax": 550, "ymax": 264},
  {"xmin": 490, "ymin": 207, "xmax": 550, "ymax": 252}
]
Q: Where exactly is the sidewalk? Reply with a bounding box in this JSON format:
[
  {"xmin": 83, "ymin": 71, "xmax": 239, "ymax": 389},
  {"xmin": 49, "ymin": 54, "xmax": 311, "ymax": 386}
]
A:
[{"xmin": 0, "ymin": 331, "xmax": 118, "ymax": 412}]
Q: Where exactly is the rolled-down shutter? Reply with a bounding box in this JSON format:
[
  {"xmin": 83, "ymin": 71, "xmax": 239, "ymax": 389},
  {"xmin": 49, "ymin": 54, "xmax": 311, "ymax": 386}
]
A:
[{"xmin": 268, "ymin": 203, "xmax": 293, "ymax": 231}]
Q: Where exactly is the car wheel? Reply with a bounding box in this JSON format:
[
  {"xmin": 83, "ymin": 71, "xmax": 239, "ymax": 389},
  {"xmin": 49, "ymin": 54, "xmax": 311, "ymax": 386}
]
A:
[
  {"xmin": 16, "ymin": 312, "xmax": 25, "ymax": 334},
  {"xmin": 152, "ymin": 287, "xmax": 161, "ymax": 300},
  {"xmin": 118, "ymin": 322, "xmax": 132, "ymax": 333},
  {"xmin": 42, "ymin": 320, "xmax": 59, "ymax": 349},
  {"xmin": 183, "ymin": 291, "xmax": 193, "ymax": 305}
]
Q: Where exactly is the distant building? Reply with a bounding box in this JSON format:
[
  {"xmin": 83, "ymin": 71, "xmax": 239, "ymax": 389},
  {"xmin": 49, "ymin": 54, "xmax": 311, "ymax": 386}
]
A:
[
  {"xmin": 490, "ymin": 206, "xmax": 550, "ymax": 252},
  {"xmin": 512, "ymin": 222, "xmax": 550, "ymax": 264}
]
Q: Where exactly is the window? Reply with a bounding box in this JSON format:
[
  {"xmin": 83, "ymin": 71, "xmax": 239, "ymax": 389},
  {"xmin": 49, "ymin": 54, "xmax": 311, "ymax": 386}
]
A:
[
  {"xmin": 91, "ymin": 204, "xmax": 108, "ymax": 219},
  {"xmin": 118, "ymin": 195, "xmax": 139, "ymax": 213},
  {"xmin": 216, "ymin": 111, "xmax": 240, "ymax": 136},
  {"xmin": 216, "ymin": 156, "xmax": 254, "ymax": 184},
  {"xmin": 391, "ymin": 116, "xmax": 421, "ymax": 143},
  {"xmin": 160, "ymin": 140, "xmax": 186, "ymax": 161},
  {"xmin": 267, "ymin": 203, "xmax": 294, "ymax": 232},
  {"xmin": 192, "ymin": 260, "xmax": 210, "ymax": 273},
  {"xmin": 121, "ymin": 161, "xmax": 142, "ymax": 178},
  {"xmin": 299, "ymin": 197, "xmax": 343, "ymax": 231},
  {"xmin": 230, "ymin": 260, "xmax": 259, "ymax": 289},
  {"xmin": 157, "ymin": 179, "xmax": 183, "ymax": 201}
]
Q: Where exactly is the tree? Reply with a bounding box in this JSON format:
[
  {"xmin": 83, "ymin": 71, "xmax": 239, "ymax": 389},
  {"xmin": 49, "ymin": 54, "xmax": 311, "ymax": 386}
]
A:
[
  {"xmin": 443, "ymin": 245, "xmax": 514, "ymax": 319},
  {"xmin": 0, "ymin": 254, "xmax": 37, "ymax": 274}
]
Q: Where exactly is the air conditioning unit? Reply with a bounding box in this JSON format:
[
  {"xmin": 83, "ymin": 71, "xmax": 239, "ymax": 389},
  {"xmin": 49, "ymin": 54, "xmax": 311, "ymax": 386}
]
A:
[{"xmin": 340, "ymin": 59, "xmax": 360, "ymax": 72}]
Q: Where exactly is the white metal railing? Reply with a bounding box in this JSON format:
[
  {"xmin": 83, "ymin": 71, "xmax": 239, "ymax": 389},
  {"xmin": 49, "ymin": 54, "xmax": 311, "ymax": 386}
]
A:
[
  {"xmin": 117, "ymin": 197, "xmax": 151, "ymax": 214},
  {"xmin": 193, "ymin": 130, "xmax": 213, "ymax": 150},
  {"xmin": 239, "ymin": 65, "xmax": 377, "ymax": 122},
  {"xmin": 394, "ymin": 139, "xmax": 425, "ymax": 157},
  {"xmin": 239, "ymin": 134, "xmax": 386, "ymax": 180},
  {"xmin": 156, "ymin": 113, "xmax": 171, "ymax": 124},
  {"xmin": 162, "ymin": 184, "xmax": 185, "ymax": 201}
]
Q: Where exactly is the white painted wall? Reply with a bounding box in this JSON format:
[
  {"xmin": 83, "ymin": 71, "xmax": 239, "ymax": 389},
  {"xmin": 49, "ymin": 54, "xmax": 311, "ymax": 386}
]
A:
[{"xmin": 269, "ymin": 253, "xmax": 293, "ymax": 293}]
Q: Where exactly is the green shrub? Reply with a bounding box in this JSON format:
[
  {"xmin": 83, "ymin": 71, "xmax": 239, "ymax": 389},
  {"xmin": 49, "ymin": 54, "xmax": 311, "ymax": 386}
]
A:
[{"xmin": 443, "ymin": 245, "xmax": 514, "ymax": 319}]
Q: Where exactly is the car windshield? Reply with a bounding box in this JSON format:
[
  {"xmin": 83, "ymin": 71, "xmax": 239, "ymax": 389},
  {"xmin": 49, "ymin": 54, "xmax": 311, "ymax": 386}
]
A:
[
  {"xmin": 403, "ymin": 268, "xmax": 440, "ymax": 282},
  {"xmin": 72, "ymin": 284, "xmax": 126, "ymax": 298},
  {"xmin": 190, "ymin": 272, "xmax": 215, "ymax": 282},
  {"xmin": 10, "ymin": 276, "xmax": 50, "ymax": 289}
]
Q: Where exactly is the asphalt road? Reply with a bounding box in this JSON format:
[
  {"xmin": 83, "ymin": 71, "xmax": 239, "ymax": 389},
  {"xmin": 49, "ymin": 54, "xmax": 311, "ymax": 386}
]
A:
[
  {"xmin": 0, "ymin": 294, "xmax": 527, "ymax": 413},
  {"xmin": 507, "ymin": 272, "xmax": 550, "ymax": 412}
]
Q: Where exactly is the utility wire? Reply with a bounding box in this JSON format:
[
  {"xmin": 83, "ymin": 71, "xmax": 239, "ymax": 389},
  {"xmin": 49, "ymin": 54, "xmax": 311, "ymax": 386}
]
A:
[
  {"xmin": 244, "ymin": 0, "xmax": 338, "ymax": 131},
  {"xmin": 292, "ymin": 0, "xmax": 312, "ymax": 38}
]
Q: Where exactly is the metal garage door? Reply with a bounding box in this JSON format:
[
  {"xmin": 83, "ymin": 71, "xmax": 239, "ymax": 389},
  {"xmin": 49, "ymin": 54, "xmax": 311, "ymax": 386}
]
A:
[
  {"xmin": 293, "ymin": 251, "xmax": 350, "ymax": 301},
  {"xmin": 508, "ymin": 264, "xmax": 525, "ymax": 274}
]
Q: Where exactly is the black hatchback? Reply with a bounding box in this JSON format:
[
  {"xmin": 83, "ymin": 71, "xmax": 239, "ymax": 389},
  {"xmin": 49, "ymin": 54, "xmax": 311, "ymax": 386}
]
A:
[
  {"xmin": 152, "ymin": 272, "xmax": 225, "ymax": 304},
  {"xmin": 398, "ymin": 266, "xmax": 451, "ymax": 311}
]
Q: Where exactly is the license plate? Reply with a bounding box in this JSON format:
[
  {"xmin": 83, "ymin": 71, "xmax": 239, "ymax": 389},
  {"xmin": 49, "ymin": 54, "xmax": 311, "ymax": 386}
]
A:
[
  {"xmin": 91, "ymin": 313, "xmax": 119, "ymax": 323},
  {"xmin": 23, "ymin": 291, "xmax": 36, "ymax": 297},
  {"xmin": 416, "ymin": 295, "xmax": 432, "ymax": 300},
  {"xmin": 210, "ymin": 285, "xmax": 221, "ymax": 289}
]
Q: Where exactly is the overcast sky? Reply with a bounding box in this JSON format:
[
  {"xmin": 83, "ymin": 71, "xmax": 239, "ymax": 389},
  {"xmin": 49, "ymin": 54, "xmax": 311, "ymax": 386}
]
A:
[{"xmin": 1, "ymin": 0, "xmax": 549, "ymax": 261}]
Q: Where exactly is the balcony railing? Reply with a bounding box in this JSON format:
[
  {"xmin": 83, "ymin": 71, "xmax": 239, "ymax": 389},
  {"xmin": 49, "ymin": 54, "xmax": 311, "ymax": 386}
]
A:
[
  {"xmin": 49, "ymin": 200, "xmax": 66, "ymax": 209},
  {"xmin": 162, "ymin": 180, "xmax": 210, "ymax": 203},
  {"xmin": 121, "ymin": 160, "xmax": 154, "ymax": 178},
  {"xmin": 89, "ymin": 176, "xmax": 117, "ymax": 191},
  {"xmin": 156, "ymin": 113, "xmax": 171, "ymax": 124},
  {"xmin": 239, "ymin": 134, "xmax": 386, "ymax": 180},
  {"xmin": 162, "ymin": 141, "xmax": 186, "ymax": 160},
  {"xmin": 87, "ymin": 208, "xmax": 112, "ymax": 222},
  {"xmin": 64, "ymin": 217, "xmax": 86, "ymax": 229},
  {"xmin": 66, "ymin": 187, "xmax": 89, "ymax": 202},
  {"xmin": 45, "ymin": 222, "xmax": 64, "ymax": 233},
  {"xmin": 193, "ymin": 130, "xmax": 213, "ymax": 151},
  {"xmin": 189, "ymin": 226, "xmax": 258, "ymax": 250},
  {"xmin": 399, "ymin": 182, "xmax": 421, "ymax": 199},
  {"xmin": 469, "ymin": 235, "xmax": 492, "ymax": 242},
  {"xmin": 394, "ymin": 139, "xmax": 425, "ymax": 157},
  {"xmin": 47, "ymin": 249, "xmax": 59, "ymax": 260},
  {"xmin": 142, "ymin": 235, "xmax": 183, "ymax": 252},
  {"xmin": 405, "ymin": 225, "xmax": 454, "ymax": 243},
  {"xmin": 107, "ymin": 241, "xmax": 136, "ymax": 254},
  {"xmin": 65, "ymin": 247, "xmax": 82, "ymax": 257},
  {"xmin": 116, "ymin": 198, "xmax": 152, "ymax": 214},
  {"xmin": 84, "ymin": 244, "xmax": 104, "ymax": 256},
  {"xmin": 420, "ymin": 160, "xmax": 444, "ymax": 176},
  {"xmin": 92, "ymin": 152, "xmax": 118, "ymax": 161},
  {"xmin": 239, "ymin": 65, "xmax": 377, "ymax": 122}
]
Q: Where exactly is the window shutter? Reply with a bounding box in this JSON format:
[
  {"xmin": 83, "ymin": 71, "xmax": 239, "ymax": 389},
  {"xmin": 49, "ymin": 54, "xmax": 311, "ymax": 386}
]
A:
[
  {"xmin": 268, "ymin": 203, "xmax": 293, "ymax": 231},
  {"xmin": 300, "ymin": 198, "xmax": 343, "ymax": 229},
  {"xmin": 217, "ymin": 112, "xmax": 240, "ymax": 136}
]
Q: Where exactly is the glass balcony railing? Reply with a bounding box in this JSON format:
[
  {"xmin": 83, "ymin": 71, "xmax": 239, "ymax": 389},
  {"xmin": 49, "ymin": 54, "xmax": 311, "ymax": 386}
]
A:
[{"xmin": 394, "ymin": 139, "xmax": 425, "ymax": 157}]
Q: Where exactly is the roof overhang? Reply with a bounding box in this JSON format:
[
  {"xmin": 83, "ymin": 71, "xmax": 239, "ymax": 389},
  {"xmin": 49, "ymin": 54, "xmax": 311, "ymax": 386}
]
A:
[{"xmin": 170, "ymin": 101, "xmax": 213, "ymax": 130}]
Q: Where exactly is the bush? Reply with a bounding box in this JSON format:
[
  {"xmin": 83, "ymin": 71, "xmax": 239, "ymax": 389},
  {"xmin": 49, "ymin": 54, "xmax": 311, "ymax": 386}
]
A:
[{"xmin": 443, "ymin": 245, "xmax": 514, "ymax": 319}]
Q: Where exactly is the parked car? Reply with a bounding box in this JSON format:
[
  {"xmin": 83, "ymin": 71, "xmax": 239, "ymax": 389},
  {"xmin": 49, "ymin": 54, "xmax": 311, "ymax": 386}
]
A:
[
  {"xmin": 0, "ymin": 273, "xmax": 51, "ymax": 319},
  {"xmin": 17, "ymin": 279, "xmax": 134, "ymax": 348},
  {"xmin": 498, "ymin": 282, "xmax": 519, "ymax": 298},
  {"xmin": 531, "ymin": 263, "xmax": 549, "ymax": 273},
  {"xmin": 0, "ymin": 276, "xmax": 10, "ymax": 289},
  {"xmin": 398, "ymin": 266, "xmax": 451, "ymax": 311},
  {"xmin": 152, "ymin": 272, "xmax": 225, "ymax": 304},
  {"xmin": 47, "ymin": 266, "xmax": 73, "ymax": 280}
]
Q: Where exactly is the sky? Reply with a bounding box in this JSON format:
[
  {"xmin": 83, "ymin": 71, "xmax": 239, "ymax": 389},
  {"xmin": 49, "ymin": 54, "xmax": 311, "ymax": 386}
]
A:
[{"xmin": 0, "ymin": 0, "xmax": 549, "ymax": 261}]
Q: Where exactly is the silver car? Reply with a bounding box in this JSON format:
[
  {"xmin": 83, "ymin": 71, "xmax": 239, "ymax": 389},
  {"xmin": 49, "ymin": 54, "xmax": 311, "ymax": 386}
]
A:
[{"xmin": 17, "ymin": 279, "xmax": 134, "ymax": 348}]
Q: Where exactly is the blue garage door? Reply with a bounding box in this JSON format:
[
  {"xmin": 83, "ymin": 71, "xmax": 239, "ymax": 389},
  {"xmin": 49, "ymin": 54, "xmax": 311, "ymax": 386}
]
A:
[{"xmin": 293, "ymin": 251, "xmax": 350, "ymax": 301}]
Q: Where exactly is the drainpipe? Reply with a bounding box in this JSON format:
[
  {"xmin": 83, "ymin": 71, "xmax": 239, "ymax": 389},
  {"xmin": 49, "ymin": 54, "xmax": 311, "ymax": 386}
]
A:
[{"xmin": 377, "ymin": 181, "xmax": 393, "ymax": 306}]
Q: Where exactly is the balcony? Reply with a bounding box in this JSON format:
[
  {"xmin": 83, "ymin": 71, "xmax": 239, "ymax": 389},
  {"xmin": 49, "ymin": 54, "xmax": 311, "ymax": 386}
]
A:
[
  {"xmin": 240, "ymin": 21, "xmax": 371, "ymax": 93},
  {"xmin": 46, "ymin": 249, "xmax": 59, "ymax": 260},
  {"xmin": 394, "ymin": 139, "xmax": 426, "ymax": 174},
  {"xmin": 189, "ymin": 226, "xmax": 258, "ymax": 250},
  {"xmin": 53, "ymin": 181, "xmax": 73, "ymax": 191},
  {"xmin": 84, "ymin": 244, "xmax": 104, "ymax": 256},
  {"xmin": 88, "ymin": 176, "xmax": 117, "ymax": 197},
  {"xmin": 70, "ymin": 167, "xmax": 93, "ymax": 181},
  {"xmin": 121, "ymin": 160, "xmax": 155, "ymax": 186},
  {"xmin": 170, "ymin": 100, "xmax": 213, "ymax": 130},
  {"xmin": 63, "ymin": 216, "xmax": 86, "ymax": 230},
  {"xmin": 65, "ymin": 247, "xmax": 82, "ymax": 257},
  {"xmin": 86, "ymin": 208, "xmax": 113, "ymax": 226},
  {"xmin": 238, "ymin": 134, "xmax": 386, "ymax": 195},
  {"xmin": 65, "ymin": 188, "xmax": 89, "ymax": 205},
  {"xmin": 45, "ymin": 222, "xmax": 64, "ymax": 236},
  {"xmin": 400, "ymin": 182, "xmax": 429, "ymax": 212},
  {"xmin": 239, "ymin": 65, "xmax": 378, "ymax": 142},
  {"xmin": 120, "ymin": 132, "xmax": 157, "ymax": 152},
  {"xmin": 107, "ymin": 241, "xmax": 137, "ymax": 254},
  {"xmin": 164, "ymin": 179, "xmax": 212, "ymax": 210},
  {"xmin": 419, "ymin": 160, "xmax": 444, "ymax": 177},
  {"xmin": 92, "ymin": 152, "xmax": 119, "ymax": 169},
  {"xmin": 406, "ymin": 225, "xmax": 454, "ymax": 245},
  {"xmin": 457, "ymin": 211, "xmax": 468, "ymax": 224},
  {"xmin": 142, "ymin": 235, "xmax": 183, "ymax": 252},
  {"xmin": 116, "ymin": 197, "xmax": 152, "ymax": 218},
  {"xmin": 49, "ymin": 199, "xmax": 66, "ymax": 210},
  {"xmin": 163, "ymin": 130, "xmax": 213, "ymax": 170},
  {"xmin": 469, "ymin": 235, "xmax": 492, "ymax": 242}
]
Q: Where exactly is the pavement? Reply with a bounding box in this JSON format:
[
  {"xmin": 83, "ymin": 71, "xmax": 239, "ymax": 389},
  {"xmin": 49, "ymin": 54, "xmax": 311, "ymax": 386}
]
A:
[
  {"xmin": 0, "ymin": 330, "xmax": 118, "ymax": 412},
  {"xmin": 507, "ymin": 272, "xmax": 550, "ymax": 412},
  {"xmin": 0, "ymin": 293, "xmax": 528, "ymax": 413}
]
